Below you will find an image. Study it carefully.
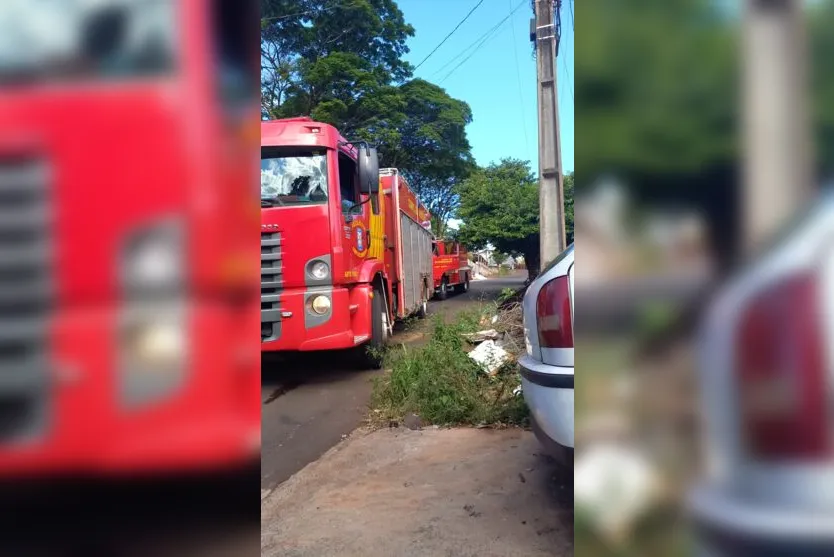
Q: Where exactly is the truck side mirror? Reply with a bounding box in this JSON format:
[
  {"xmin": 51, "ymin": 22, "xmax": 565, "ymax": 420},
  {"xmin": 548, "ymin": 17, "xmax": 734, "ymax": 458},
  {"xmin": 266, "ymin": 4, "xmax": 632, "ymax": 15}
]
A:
[
  {"xmin": 358, "ymin": 146, "xmax": 380, "ymax": 195},
  {"xmin": 357, "ymin": 145, "xmax": 380, "ymax": 214}
]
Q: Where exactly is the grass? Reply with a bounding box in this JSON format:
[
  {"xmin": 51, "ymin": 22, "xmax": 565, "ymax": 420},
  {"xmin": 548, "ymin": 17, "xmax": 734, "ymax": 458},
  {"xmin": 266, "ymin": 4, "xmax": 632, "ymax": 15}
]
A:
[{"xmin": 370, "ymin": 311, "xmax": 529, "ymax": 427}]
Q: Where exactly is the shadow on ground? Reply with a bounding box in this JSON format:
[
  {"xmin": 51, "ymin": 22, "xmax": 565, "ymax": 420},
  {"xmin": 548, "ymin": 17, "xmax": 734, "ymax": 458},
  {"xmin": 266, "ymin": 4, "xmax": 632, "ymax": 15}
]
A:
[{"xmin": 0, "ymin": 467, "xmax": 259, "ymax": 557}]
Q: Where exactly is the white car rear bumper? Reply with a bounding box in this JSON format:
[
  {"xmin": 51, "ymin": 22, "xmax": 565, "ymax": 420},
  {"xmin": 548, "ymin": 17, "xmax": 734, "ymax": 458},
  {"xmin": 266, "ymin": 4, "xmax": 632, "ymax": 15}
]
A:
[{"xmin": 518, "ymin": 354, "xmax": 574, "ymax": 450}]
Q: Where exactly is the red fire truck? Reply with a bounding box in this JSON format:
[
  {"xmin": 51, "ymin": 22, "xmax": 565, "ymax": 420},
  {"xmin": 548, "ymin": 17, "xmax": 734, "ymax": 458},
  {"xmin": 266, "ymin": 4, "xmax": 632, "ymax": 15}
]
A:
[
  {"xmin": 0, "ymin": 0, "xmax": 261, "ymax": 476},
  {"xmin": 432, "ymin": 240, "xmax": 471, "ymax": 300},
  {"xmin": 261, "ymin": 119, "xmax": 433, "ymax": 366}
]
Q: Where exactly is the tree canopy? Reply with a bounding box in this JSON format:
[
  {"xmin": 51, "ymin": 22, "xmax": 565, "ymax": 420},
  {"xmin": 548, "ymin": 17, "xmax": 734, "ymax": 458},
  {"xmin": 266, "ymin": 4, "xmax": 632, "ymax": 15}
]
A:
[
  {"xmin": 576, "ymin": 0, "xmax": 834, "ymax": 267},
  {"xmin": 457, "ymin": 160, "xmax": 548, "ymax": 276},
  {"xmin": 261, "ymin": 0, "xmax": 476, "ymax": 235},
  {"xmin": 457, "ymin": 160, "xmax": 574, "ymax": 276}
]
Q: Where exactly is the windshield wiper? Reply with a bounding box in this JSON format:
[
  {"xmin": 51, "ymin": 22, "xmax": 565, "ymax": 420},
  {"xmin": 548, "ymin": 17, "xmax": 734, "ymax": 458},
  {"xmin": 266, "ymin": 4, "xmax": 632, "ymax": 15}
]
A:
[{"xmin": 261, "ymin": 197, "xmax": 286, "ymax": 207}]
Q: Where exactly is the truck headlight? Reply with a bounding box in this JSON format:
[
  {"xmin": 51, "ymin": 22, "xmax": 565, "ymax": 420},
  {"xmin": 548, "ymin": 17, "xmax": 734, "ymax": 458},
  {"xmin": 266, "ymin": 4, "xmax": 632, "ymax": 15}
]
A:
[
  {"xmin": 308, "ymin": 260, "xmax": 330, "ymax": 281},
  {"xmin": 125, "ymin": 320, "xmax": 184, "ymax": 369},
  {"xmin": 122, "ymin": 220, "xmax": 183, "ymax": 294},
  {"xmin": 310, "ymin": 295, "xmax": 331, "ymax": 315},
  {"xmin": 119, "ymin": 304, "xmax": 187, "ymax": 409}
]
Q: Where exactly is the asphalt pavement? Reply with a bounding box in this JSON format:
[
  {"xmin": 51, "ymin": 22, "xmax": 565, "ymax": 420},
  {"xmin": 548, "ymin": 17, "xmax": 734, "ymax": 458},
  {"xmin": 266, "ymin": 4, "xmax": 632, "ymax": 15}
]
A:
[{"xmin": 260, "ymin": 272, "xmax": 527, "ymax": 491}]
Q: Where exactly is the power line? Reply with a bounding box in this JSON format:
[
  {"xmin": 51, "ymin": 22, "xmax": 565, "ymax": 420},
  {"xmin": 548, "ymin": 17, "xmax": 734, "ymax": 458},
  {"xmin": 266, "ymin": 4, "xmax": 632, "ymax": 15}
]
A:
[
  {"xmin": 569, "ymin": 0, "xmax": 574, "ymax": 31},
  {"xmin": 430, "ymin": 17, "xmax": 504, "ymax": 78},
  {"xmin": 431, "ymin": 0, "xmax": 527, "ymax": 78},
  {"xmin": 413, "ymin": 0, "xmax": 485, "ymax": 71},
  {"xmin": 561, "ymin": 44, "xmax": 573, "ymax": 104},
  {"xmin": 437, "ymin": 0, "xmax": 528, "ymax": 83},
  {"xmin": 508, "ymin": 0, "xmax": 530, "ymax": 154},
  {"xmin": 557, "ymin": 0, "xmax": 573, "ymax": 104},
  {"xmin": 261, "ymin": 0, "xmax": 355, "ymax": 23},
  {"xmin": 439, "ymin": 27, "xmax": 504, "ymax": 83}
]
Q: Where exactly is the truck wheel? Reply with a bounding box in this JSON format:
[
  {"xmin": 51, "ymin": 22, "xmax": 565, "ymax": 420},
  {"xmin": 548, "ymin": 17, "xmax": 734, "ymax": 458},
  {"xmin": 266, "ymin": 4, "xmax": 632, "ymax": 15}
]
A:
[
  {"xmin": 416, "ymin": 298, "xmax": 428, "ymax": 319},
  {"xmin": 437, "ymin": 278, "xmax": 448, "ymax": 301},
  {"xmin": 357, "ymin": 288, "xmax": 388, "ymax": 369}
]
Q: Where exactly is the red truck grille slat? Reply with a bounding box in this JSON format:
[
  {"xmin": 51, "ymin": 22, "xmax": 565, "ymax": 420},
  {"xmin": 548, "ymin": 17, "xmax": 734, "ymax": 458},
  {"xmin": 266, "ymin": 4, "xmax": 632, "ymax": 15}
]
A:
[
  {"xmin": 261, "ymin": 231, "xmax": 283, "ymax": 341},
  {"xmin": 0, "ymin": 157, "xmax": 50, "ymax": 443}
]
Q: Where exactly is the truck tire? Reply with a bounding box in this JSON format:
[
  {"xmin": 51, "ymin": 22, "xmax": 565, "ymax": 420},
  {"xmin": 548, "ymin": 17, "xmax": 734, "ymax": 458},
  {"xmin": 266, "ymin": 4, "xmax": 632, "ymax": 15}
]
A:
[
  {"xmin": 437, "ymin": 278, "xmax": 448, "ymax": 301},
  {"xmin": 455, "ymin": 273, "xmax": 470, "ymax": 293},
  {"xmin": 416, "ymin": 298, "xmax": 428, "ymax": 319},
  {"xmin": 356, "ymin": 288, "xmax": 388, "ymax": 369}
]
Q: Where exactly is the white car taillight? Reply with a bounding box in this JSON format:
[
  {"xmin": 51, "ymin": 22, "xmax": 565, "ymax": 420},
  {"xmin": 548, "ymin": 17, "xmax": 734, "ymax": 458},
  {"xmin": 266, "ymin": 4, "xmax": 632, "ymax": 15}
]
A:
[
  {"xmin": 537, "ymin": 275, "xmax": 574, "ymax": 349},
  {"xmin": 735, "ymin": 271, "xmax": 828, "ymax": 461}
]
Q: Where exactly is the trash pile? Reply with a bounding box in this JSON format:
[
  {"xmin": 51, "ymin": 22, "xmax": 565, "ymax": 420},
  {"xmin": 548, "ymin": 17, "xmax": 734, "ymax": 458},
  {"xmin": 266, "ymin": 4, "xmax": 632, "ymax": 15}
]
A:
[{"xmin": 464, "ymin": 300, "xmax": 526, "ymax": 377}]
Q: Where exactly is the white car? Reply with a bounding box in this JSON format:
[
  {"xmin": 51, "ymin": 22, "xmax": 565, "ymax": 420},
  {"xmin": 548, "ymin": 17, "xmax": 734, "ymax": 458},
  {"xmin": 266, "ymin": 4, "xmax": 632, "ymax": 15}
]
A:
[
  {"xmin": 689, "ymin": 193, "xmax": 834, "ymax": 556},
  {"xmin": 519, "ymin": 244, "xmax": 574, "ymax": 465}
]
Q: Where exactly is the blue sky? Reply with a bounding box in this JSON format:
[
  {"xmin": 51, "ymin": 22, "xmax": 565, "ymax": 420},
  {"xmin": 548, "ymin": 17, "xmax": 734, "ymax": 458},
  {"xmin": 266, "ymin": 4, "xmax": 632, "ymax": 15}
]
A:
[{"xmin": 398, "ymin": 0, "xmax": 574, "ymax": 173}]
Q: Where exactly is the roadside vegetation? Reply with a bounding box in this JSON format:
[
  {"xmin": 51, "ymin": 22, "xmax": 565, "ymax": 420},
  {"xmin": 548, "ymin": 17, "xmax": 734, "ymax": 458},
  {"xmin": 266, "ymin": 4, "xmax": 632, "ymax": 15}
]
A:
[{"xmin": 370, "ymin": 305, "xmax": 528, "ymax": 428}]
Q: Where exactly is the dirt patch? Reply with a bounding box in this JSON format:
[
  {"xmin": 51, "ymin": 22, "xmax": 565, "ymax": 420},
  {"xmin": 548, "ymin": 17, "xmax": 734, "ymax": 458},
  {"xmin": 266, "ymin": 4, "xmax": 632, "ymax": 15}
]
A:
[{"xmin": 261, "ymin": 428, "xmax": 573, "ymax": 557}]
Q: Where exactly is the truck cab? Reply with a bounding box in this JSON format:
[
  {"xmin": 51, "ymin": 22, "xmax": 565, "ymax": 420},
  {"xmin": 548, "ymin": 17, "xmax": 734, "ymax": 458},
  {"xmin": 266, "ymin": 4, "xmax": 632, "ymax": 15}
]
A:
[
  {"xmin": 0, "ymin": 0, "xmax": 261, "ymax": 476},
  {"xmin": 261, "ymin": 118, "xmax": 389, "ymax": 357},
  {"xmin": 432, "ymin": 239, "xmax": 471, "ymax": 300},
  {"xmin": 260, "ymin": 121, "xmax": 433, "ymax": 366}
]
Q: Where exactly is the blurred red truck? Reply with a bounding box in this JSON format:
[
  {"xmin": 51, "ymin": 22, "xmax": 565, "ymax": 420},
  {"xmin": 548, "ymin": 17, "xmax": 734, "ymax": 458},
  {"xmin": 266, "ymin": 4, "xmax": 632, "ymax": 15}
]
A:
[
  {"xmin": 0, "ymin": 0, "xmax": 261, "ymax": 476},
  {"xmin": 260, "ymin": 118, "xmax": 433, "ymax": 366},
  {"xmin": 432, "ymin": 240, "xmax": 471, "ymax": 300}
]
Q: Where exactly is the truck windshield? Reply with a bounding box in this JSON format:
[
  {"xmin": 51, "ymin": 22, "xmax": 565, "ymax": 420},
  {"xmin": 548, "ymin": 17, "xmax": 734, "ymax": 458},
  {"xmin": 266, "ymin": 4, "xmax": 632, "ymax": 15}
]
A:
[
  {"xmin": 0, "ymin": 0, "xmax": 176, "ymax": 84},
  {"xmin": 261, "ymin": 150, "xmax": 328, "ymax": 207}
]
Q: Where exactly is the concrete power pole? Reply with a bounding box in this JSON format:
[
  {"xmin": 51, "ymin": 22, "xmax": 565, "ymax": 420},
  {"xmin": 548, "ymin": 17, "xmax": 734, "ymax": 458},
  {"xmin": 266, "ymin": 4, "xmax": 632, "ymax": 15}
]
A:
[
  {"xmin": 532, "ymin": 0, "xmax": 565, "ymax": 268},
  {"xmin": 743, "ymin": 0, "xmax": 812, "ymax": 254}
]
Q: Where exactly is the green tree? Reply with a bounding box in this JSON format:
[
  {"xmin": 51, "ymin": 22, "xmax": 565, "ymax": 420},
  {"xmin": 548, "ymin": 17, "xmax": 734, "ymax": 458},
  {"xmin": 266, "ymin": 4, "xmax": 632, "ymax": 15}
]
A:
[
  {"xmin": 576, "ymin": 0, "xmax": 739, "ymax": 267},
  {"xmin": 261, "ymin": 0, "xmax": 415, "ymax": 119},
  {"xmin": 380, "ymin": 79, "xmax": 476, "ymax": 237},
  {"xmin": 457, "ymin": 159, "xmax": 541, "ymax": 279},
  {"xmin": 261, "ymin": 1, "xmax": 475, "ymax": 233},
  {"xmin": 564, "ymin": 172, "xmax": 574, "ymax": 244}
]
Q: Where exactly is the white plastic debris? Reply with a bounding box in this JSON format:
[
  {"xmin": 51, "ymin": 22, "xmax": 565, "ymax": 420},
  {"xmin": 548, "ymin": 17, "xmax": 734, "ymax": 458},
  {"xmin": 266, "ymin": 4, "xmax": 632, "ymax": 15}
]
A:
[
  {"xmin": 468, "ymin": 340, "xmax": 510, "ymax": 375},
  {"xmin": 463, "ymin": 329, "xmax": 500, "ymax": 343},
  {"xmin": 512, "ymin": 385, "xmax": 522, "ymax": 396},
  {"xmin": 574, "ymin": 443, "xmax": 661, "ymax": 544}
]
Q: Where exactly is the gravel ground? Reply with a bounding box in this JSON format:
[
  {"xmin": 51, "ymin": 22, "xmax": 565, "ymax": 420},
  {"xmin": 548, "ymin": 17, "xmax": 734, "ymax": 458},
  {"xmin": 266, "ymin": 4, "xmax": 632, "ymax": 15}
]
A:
[{"xmin": 261, "ymin": 427, "xmax": 573, "ymax": 557}]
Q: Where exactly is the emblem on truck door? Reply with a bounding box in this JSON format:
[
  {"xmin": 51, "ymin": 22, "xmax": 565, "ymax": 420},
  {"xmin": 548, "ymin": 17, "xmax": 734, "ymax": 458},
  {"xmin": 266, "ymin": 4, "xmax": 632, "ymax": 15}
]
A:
[
  {"xmin": 350, "ymin": 220, "xmax": 369, "ymax": 258},
  {"xmin": 356, "ymin": 228, "xmax": 364, "ymax": 252}
]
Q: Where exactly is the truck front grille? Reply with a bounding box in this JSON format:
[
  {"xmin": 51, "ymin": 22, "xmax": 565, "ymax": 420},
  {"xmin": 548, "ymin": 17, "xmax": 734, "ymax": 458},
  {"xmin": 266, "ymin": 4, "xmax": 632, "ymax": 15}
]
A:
[
  {"xmin": 0, "ymin": 157, "xmax": 50, "ymax": 443},
  {"xmin": 261, "ymin": 231, "xmax": 283, "ymax": 341}
]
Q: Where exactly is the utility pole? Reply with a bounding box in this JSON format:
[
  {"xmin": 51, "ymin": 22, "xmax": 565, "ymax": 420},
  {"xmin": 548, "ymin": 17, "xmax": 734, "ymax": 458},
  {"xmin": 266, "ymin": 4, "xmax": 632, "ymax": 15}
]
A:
[
  {"xmin": 532, "ymin": 0, "xmax": 565, "ymax": 269},
  {"xmin": 742, "ymin": 0, "xmax": 812, "ymax": 254}
]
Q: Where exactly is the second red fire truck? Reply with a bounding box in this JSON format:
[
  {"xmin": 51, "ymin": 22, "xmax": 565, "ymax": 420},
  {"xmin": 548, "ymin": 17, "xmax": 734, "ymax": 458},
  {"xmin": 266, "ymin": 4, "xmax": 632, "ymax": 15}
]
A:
[
  {"xmin": 432, "ymin": 240, "xmax": 471, "ymax": 300},
  {"xmin": 261, "ymin": 118, "xmax": 433, "ymax": 367}
]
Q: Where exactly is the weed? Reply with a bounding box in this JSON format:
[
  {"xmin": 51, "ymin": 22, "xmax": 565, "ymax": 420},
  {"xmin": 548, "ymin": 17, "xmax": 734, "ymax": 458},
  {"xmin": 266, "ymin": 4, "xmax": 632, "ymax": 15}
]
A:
[
  {"xmin": 370, "ymin": 313, "xmax": 529, "ymax": 427},
  {"xmin": 496, "ymin": 287, "xmax": 517, "ymax": 306}
]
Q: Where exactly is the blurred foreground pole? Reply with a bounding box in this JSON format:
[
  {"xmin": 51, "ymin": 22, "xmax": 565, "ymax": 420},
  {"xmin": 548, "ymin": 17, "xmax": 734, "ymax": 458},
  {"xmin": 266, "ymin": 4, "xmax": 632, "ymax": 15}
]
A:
[
  {"xmin": 533, "ymin": 0, "xmax": 566, "ymax": 266},
  {"xmin": 743, "ymin": 0, "xmax": 812, "ymax": 254}
]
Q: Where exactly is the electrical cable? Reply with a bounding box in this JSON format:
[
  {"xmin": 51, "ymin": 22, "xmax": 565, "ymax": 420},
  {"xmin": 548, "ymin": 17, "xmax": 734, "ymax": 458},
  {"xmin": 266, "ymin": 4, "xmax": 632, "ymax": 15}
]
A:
[
  {"xmin": 413, "ymin": 0, "xmax": 485, "ymax": 71},
  {"xmin": 508, "ymin": 0, "xmax": 530, "ymax": 153},
  {"xmin": 437, "ymin": 0, "xmax": 528, "ymax": 83},
  {"xmin": 262, "ymin": 0, "xmax": 357, "ymax": 23}
]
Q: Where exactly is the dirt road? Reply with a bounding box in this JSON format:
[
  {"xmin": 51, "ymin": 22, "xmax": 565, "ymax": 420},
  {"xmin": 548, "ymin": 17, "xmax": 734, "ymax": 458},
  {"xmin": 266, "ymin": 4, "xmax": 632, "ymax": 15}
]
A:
[
  {"xmin": 261, "ymin": 427, "xmax": 572, "ymax": 557},
  {"xmin": 260, "ymin": 273, "xmax": 527, "ymax": 490}
]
